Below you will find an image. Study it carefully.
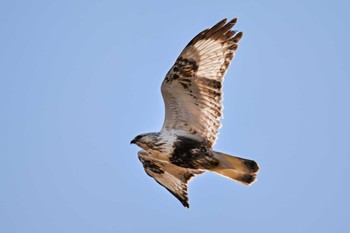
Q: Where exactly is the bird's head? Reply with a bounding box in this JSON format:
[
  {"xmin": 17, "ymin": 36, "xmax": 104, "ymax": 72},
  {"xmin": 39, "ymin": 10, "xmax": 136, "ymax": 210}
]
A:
[{"xmin": 130, "ymin": 132, "xmax": 161, "ymax": 150}]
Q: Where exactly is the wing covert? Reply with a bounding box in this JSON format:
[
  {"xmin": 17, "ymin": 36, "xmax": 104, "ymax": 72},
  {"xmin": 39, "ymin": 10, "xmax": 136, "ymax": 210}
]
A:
[{"xmin": 161, "ymin": 18, "xmax": 243, "ymax": 147}]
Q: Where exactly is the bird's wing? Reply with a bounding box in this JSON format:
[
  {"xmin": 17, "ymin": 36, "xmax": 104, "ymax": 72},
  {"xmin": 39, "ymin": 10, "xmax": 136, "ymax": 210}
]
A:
[
  {"xmin": 161, "ymin": 18, "xmax": 242, "ymax": 148},
  {"xmin": 138, "ymin": 150, "xmax": 203, "ymax": 208}
]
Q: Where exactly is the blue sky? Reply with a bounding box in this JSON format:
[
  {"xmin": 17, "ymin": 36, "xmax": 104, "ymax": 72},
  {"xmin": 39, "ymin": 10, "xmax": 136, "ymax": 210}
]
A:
[{"xmin": 1, "ymin": 0, "xmax": 350, "ymax": 232}]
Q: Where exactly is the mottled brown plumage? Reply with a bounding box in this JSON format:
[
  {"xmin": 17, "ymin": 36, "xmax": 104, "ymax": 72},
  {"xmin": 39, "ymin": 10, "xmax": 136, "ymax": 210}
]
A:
[{"xmin": 131, "ymin": 18, "xmax": 259, "ymax": 208}]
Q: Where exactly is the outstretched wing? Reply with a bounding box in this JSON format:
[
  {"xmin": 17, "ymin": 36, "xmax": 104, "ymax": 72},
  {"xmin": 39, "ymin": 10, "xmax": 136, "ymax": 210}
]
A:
[
  {"xmin": 161, "ymin": 18, "xmax": 242, "ymax": 147},
  {"xmin": 138, "ymin": 150, "xmax": 203, "ymax": 208}
]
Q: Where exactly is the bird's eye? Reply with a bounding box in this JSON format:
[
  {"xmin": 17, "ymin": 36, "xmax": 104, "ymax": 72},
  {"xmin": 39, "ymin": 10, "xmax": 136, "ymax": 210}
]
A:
[{"xmin": 136, "ymin": 135, "xmax": 143, "ymax": 140}]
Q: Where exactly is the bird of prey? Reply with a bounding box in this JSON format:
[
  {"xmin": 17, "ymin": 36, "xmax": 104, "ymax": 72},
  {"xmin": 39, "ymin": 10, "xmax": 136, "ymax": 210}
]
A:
[{"xmin": 131, "ymin": 18, "xmax": 259, "ymax": 208}]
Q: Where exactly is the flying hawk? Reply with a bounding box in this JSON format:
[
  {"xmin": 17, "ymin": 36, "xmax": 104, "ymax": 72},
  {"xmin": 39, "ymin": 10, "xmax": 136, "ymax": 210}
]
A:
[{"xmin": 131, "ymin": 18, "xmax": 259, "ymax": 208}]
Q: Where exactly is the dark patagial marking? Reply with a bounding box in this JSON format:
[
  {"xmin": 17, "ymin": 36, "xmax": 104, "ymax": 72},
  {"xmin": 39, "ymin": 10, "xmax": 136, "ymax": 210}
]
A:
[
  {"xmin": 172, "ymin": 74, "xmax": 179, "ymax": 80},
  {"xmin": 140, "ymin": 159, "xmax": 164, "ymax": 174},
  {"xmin": 166, "ymin": 57, "xmax": 198, "ymax": 84},
  {"xmin": 179, "ymin": 58, "xmax": 198, "ymax": 77},
  {"xmin": 170, "ymin": 136, "xmax": 216, "ymax": 169}
]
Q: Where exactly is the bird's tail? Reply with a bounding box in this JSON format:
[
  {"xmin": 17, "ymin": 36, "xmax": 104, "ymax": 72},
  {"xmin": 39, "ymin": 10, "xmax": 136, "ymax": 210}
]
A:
[{"xmin": 208, "ymin": 151, "xmax": 259, "ymax": 185}]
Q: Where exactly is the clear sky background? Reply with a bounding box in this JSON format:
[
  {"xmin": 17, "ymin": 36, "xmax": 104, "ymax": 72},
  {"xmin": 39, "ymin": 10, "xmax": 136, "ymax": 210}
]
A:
[{"xmin": 1, "ymin": 0, "xmax": 350, "ymax": 232}]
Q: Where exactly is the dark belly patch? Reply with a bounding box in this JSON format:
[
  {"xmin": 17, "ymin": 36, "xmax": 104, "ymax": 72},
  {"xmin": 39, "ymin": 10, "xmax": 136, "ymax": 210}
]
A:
[{"xmin": 170, "ymin": 136, "xmax": 217, "ymax": 169}]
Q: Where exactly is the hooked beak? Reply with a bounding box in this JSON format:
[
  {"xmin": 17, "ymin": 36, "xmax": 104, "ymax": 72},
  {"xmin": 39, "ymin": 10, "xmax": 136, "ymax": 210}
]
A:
[{"xmin": 130, "ymin": 139, "xmax": 136, "ymax": 145}]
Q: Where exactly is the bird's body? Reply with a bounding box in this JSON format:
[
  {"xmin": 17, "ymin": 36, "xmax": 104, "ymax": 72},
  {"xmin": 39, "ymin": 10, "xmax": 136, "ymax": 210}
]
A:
[
  {"xmin": 134, "ymin": 130, "xmax": 218, "ymax": 169},
  {"xmin": 131, "ymin": 18, "xmax": 259, "ymax": 208}
]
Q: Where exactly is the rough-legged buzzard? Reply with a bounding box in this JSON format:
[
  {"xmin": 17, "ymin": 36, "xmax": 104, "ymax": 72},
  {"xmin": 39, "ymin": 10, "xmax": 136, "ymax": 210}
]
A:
[{"xmin": 131, "ymin": 18, "xmax": 259, "ymax": 208}]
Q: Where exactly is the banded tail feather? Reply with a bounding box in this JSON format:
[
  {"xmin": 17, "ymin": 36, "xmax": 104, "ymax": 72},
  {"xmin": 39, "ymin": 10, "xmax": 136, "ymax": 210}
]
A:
[{"xmin": 209, "ymin": 151, "xmax": 259, "ymax": 185}]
